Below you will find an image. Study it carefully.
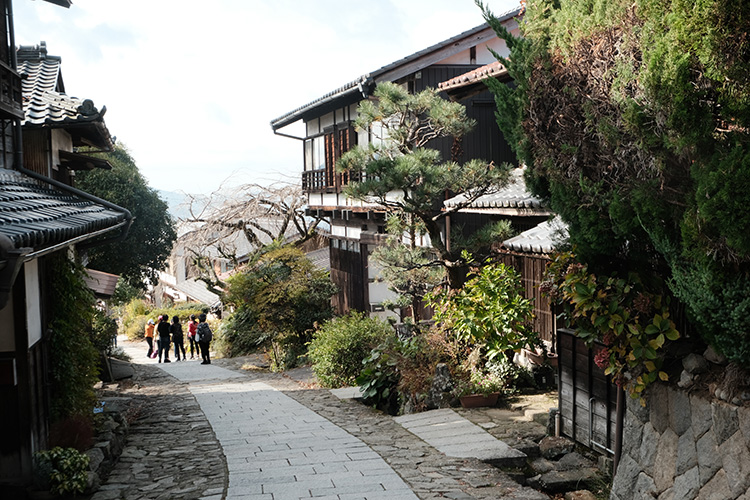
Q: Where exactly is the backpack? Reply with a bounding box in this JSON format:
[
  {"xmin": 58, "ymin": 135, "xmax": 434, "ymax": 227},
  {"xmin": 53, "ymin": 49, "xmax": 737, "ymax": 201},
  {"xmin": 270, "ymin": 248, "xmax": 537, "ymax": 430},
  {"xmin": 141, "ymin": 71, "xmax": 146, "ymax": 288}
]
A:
[{"xmin": 197, "ymin": 322, "xmax": 213, "ymax": 343}]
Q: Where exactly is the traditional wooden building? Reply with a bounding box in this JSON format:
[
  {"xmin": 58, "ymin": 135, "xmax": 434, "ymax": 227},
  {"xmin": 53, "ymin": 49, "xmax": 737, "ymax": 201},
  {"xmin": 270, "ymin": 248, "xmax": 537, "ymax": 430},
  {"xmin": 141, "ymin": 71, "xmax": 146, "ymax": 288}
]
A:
[
  {"xmin": 0, "ymin": 2, "xmax": 131, "ymax": 491},
  {"xmin": 271, "ymin": 9, "xmax": 523, "ymax": 318}
]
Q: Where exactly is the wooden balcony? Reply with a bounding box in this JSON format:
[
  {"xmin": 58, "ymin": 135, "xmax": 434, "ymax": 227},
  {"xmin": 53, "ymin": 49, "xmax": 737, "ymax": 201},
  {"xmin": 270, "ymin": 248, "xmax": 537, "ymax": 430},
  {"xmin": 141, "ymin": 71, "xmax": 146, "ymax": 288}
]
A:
[
  {"xmin": 0, "ymin": 60, "xmax": 23, "ymax": 120},
  {"xmin": 302, "ymin": 169, "xmax": 327, "ymax": 192},
  {"xmin": 302, "ymin": 168, "xmax": 363, "ymax": 194}
]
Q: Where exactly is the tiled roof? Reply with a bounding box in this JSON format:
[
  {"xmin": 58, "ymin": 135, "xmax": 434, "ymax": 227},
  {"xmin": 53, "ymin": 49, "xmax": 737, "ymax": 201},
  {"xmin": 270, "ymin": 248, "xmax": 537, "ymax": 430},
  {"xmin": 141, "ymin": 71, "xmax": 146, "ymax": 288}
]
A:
[
  {"xmin": 444, "ymin": 167, "xmax": 548, "ymax": 212},
  {"xmin": 170, "ymin": 278, "xmax": 220, "ymax": 307},
  {"xmin": 0, "ymin": 169, "xmax": 128, "ymax": 250},
  {"xmin": 271, "ymin": 7, "xmax": 522, "ymax": 130},
  {"xmin": 306, "ymin": 247, "xmax": 331, "ymax": 272},
  {"xmin": 18, "ymin": 43, "xmax": 114, "ymax": 150},
  {"xmin": 84, "ymin": 268, "xmax": 119, "ymax": 298},
  {"xmin": 502, "ymin": 216, "xmax": 569, "ymax": 254},
  {"xmin": 438, "ymin": 61, "xmax": 508, "ymax": 91}
]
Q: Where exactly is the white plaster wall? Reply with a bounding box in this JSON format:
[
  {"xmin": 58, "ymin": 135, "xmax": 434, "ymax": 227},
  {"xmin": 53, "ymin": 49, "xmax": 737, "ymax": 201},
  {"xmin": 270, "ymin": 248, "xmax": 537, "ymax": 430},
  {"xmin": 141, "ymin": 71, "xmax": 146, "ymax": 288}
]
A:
[
  {"xmin": 25, "ymin": 260, "xmax": 42, "ymax": 348},
  {"xmin": 319, "ymin": 113, "xmax": 335, "ymax": 130},
  {"xmin": 368, "ymin": 280, "xmax": 395, "ymax": 304},
  {"xmin": 51, "ymin": 129, "xmax": 72, "ymax": 175}
]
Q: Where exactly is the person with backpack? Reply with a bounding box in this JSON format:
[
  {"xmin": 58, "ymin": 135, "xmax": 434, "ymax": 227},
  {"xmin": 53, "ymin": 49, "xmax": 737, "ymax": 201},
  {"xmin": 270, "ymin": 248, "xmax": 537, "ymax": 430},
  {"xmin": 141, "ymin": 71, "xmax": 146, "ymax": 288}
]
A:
[
  {"xmin": 171, "ymin": 316, "xmax": 186, "ymax": 361},
  {"xmin": 197, "ymin": 313, "xmax": 213, "ymax": 365}
]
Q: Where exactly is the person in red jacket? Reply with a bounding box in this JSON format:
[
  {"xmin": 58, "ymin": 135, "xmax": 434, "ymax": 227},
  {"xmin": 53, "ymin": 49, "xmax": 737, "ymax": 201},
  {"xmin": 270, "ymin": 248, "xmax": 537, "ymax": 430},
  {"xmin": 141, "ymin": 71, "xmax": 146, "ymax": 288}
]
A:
[{"xmin": 187, "ymin": 314, "xmax": 199, "ymax": 359}]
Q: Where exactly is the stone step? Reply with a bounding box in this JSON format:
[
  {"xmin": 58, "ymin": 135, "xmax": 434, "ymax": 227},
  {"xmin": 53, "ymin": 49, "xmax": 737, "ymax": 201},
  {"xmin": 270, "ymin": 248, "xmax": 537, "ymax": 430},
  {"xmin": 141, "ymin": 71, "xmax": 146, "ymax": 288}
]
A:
[{"xmin": 395, "ymin": 408, "xmax": 527, "ymax": 468}]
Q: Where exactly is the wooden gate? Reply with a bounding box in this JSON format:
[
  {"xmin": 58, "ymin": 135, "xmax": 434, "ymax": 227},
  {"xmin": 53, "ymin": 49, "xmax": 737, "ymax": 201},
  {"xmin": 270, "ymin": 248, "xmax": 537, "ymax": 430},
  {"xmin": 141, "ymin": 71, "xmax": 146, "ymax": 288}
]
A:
[{"xmin": 557, "ymin": 328, "xmax": 621, "ymax": 455}]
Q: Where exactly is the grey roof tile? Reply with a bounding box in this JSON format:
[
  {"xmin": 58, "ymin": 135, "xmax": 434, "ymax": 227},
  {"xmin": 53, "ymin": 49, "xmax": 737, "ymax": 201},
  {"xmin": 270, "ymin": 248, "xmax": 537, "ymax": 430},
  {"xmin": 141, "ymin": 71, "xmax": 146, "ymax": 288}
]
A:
[
  {"xmin": 0, "ymin": 169, "xmax": 127, "ymax": 250},
  {"xmin": 438, "ymin": 61, "xmax": 508, "ymax": 91},
  {"xmin": 18, "ymin": 43, "xmax": 114, "ymax": 149},
  {"xmin": 444, "ymin": 167, "xmax": 547, "ymax": 212},
  {"xmin": 502, "ymin": 216, "xmax": 569, "ymax": 254}
]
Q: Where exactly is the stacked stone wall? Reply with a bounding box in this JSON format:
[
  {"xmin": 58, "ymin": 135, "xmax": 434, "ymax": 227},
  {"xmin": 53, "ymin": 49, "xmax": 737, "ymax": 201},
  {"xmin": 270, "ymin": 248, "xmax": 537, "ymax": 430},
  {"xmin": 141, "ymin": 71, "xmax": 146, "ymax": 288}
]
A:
[{"xmin": 610, "ymin": 383, "xmax": 750, "ymax": 499}]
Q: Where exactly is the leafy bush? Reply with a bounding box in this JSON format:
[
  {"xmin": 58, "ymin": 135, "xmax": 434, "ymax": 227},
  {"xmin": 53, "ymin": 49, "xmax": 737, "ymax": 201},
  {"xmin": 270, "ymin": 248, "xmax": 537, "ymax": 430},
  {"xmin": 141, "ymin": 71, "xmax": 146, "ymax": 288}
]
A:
[
  {"xmin": 308, "ymin": 312, "xmax": 393, "ymax": 388},
  {"xmin": 543, "ymin": 251, "xmax": 679, "ymax": 402},
  {"xmin": 428, "ymin": 259, "xmax": 539, "ymax": 361},
  {"xmin": 357, "ymin": 338, "xmax": 402, "ymax": 414},
  {"xmin": 482, "ymin": 0, "xmax": 750, "ymax": 365},
  {"xmin": 222, "ymin": 247, "xmax": 337, "ymax": 368},
  {"xmin": 34, "ymin": 447, "xmax": 90, "ymax": 496},
  {"xmin": 47, "ymin": 254, "xmax": 99, "ymax": 421},
  {"xmin": 91, "ymin": 309, "xmax": 118, "ymax": 354}
]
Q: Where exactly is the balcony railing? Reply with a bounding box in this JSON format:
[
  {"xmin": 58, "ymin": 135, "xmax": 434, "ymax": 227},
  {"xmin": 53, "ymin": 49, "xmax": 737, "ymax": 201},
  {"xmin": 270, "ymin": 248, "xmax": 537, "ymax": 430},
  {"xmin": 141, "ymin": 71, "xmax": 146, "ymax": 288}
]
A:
[
  {"xmin": 302, "ymin": 168, "xmax": 364, "ymax": 194},
  {"xmin": 302, "ymin": 169, "xmax": 327, "ymax": 192},
  {"xmin": 0, "ymin": 60, "xmax": 23, "ymax": 120}
]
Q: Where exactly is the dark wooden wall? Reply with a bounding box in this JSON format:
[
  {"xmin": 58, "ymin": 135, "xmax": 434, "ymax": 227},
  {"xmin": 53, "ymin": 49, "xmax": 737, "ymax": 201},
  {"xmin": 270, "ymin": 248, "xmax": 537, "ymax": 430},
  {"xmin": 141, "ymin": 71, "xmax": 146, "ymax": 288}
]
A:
[
  {"xmin": 401, "ymin": 65, "xmax": 517, "ymax": 169},
  {"xmin": 0, "ymin": 265, "xmax": 49, "ymax": 486},
  {"xmin": 497, "ymin": 252, "xmax": 555, "ymax": 345},
  {"xmin": 329, "ymin": 240, "xmax": 368, "ymax": 314},
  {"xmin": 21, "ymin": 128, "xmax": 48, "ymax": 176},
  {"xmin": 557, "ymin": 329, "xmax": 620, "ymax": 455}
]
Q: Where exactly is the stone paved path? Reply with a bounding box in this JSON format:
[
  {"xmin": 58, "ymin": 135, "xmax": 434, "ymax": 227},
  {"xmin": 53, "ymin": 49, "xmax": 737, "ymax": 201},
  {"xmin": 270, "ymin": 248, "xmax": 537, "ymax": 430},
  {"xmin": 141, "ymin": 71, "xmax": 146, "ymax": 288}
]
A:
[{"xmin": 93, "ymin": 340, "xmax": 549, "ymax": 499}]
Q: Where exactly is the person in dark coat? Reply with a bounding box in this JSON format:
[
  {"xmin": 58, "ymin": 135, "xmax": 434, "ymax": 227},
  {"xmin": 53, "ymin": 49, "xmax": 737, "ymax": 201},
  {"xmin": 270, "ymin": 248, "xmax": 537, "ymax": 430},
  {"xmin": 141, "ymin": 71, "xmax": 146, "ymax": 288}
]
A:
[
  {"xmin": 171, "ymin": 316, "xmax": 186, "ymax": 361},
  {"xmin": 197, "ymin": 313, "xmax": 213, "ymax": 365},
  {"xmin": 157, "ymin": 315, "xmax": 172, "ymax": 363}
]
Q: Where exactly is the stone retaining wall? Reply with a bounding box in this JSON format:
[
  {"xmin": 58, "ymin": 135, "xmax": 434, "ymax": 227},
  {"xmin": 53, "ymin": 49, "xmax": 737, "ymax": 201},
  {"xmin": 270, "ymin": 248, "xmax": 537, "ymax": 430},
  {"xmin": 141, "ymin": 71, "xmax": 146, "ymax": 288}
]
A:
[{"xmin": 610, "ymin": 383, "xmax": 750, "ymax": 499}]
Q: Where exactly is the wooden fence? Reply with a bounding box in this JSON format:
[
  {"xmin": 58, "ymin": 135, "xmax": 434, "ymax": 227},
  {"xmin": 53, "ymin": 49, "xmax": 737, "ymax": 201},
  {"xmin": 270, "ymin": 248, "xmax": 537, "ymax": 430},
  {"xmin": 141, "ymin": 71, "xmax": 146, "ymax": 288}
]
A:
[{"xmin": 557, "ymin": 328, "xmax": 621, "ymax": 455}]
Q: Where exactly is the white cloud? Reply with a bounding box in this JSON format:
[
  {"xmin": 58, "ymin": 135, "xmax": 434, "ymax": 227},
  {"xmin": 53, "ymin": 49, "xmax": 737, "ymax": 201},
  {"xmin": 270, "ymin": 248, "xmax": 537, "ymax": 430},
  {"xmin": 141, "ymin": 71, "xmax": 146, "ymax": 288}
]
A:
[{"xmin": 14, "ymin": 0, "xmax": 520, "ymax": 194}]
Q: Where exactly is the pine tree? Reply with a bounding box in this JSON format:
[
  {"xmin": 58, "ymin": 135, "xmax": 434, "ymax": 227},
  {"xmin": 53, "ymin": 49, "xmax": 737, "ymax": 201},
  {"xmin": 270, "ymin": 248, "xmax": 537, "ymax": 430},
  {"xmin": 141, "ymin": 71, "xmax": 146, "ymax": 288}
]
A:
[{"xmin": 338, "ymin": 82, "xmax": 512, "ymax": 291}]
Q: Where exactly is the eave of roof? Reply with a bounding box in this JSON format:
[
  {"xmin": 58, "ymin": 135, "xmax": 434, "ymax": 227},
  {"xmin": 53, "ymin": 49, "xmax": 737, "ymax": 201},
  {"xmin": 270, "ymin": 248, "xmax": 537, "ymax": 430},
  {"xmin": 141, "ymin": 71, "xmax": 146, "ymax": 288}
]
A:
[
  {"xmin": 270, "ymin": 7, "xmax": 522, "ymax": 130},
  {"xmin": 59, "ymin": 150, "xmax": 112, "ymax": 170},
  {"xmin": 0, "ymin": 169, "xmax": 128, "ymax": 252},
  {"xmin": 444, "ymin": 167, "xmax": 547, "ymax": 212},
  {"xmin": 438, "ymin": 60, "xmax": 509, "ymax": 92},
  {"xmin": 19, "ymin": 44, "xmax": 115, "ymax": 150},
  {"xmin": 501, "ymin": 216, "xmax": 569, "ymax": 255},
  {"xmin": 42, "ymin": 0, "xmax": 72, "ymax": 7},
  {"xmin": 84, "ymin": 268, "xmax": 119, "ymax": 298}
]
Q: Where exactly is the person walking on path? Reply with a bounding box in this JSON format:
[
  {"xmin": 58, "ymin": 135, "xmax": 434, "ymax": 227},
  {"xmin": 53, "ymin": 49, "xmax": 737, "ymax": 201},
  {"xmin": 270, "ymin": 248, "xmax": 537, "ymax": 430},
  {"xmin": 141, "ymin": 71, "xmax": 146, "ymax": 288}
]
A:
[
  {"xmin": 196, "ymin": 313, "xmax": 212, "ymax": 365},
  {"xmin": 187, "ymin": 314, "xmax": 199, "ymax": 359},
  {"xmin": 144, "ymin": 319, "xmax": 155, "ymax": 358},
  {"xmin": 171, "ymin": 316, "xmax": 186, "ymax": 361},
  {"xmin": 157, "ymin": 315, "xmax": 172, "ymax": 363}
]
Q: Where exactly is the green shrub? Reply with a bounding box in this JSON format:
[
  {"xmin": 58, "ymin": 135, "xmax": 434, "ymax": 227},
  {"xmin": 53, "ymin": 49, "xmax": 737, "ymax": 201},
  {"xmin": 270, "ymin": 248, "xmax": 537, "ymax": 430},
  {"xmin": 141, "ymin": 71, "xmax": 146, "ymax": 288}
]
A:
[
  {"xmin": 428, "ymin": 260, "xmax": 539, "ymax": 361},
  {"xmin": 47, "ymin": 254, "xmax": 99, "ymax": 421},
  {"xmin": 308, "ymin": 312, "xmax": 393, "ymax": 388},
  {"xmin": 34, "ymin": 447, "xmax": 90, "ymax": 496},
  {"xmin": 222, "ymin": 247, "xmax": 337, "ymax": 366},
  {"xmin": 357, "ymin": 337, "xmax": 402, "ymax": 414}
]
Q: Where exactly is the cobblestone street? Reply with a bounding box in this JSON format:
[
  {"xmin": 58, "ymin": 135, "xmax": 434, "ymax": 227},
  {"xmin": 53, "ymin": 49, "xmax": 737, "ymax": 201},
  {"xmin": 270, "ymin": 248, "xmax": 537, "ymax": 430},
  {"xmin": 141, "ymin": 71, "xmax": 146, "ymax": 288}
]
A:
[{"xmin": 90, "ymin": 340, "xmax": 549, "ymax": 500}]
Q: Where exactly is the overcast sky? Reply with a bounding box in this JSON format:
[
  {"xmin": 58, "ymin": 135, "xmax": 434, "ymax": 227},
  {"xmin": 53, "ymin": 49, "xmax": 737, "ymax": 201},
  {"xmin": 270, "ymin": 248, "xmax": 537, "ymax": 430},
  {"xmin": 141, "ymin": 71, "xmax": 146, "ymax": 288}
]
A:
[{"xmin": 14, "ymin": 0, "xmax": 520, "ymax": 195}]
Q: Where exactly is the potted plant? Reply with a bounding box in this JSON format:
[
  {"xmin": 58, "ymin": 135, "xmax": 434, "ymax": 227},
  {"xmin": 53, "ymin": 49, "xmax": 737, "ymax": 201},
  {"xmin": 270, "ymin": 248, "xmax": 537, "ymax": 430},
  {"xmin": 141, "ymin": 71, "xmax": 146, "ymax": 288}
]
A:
[{"xmin": 454, "ymin": 369, "xmax": 505, "ymax": 408}]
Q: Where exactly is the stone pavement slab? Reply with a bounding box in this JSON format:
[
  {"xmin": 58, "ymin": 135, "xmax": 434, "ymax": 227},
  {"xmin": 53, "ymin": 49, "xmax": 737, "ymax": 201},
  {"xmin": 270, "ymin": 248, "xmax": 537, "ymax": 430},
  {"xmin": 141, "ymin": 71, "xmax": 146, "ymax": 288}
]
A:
[
  {"xmin": 172, "ymin": 372, "xmax": 418, "ymax": 499},
  {"xmin": 394, "ymin": 409, "xmax": 527, "ymax": 468},
  {"xmin": 330, "ymin": 386, "xmax": 363, "ymax": 399}
]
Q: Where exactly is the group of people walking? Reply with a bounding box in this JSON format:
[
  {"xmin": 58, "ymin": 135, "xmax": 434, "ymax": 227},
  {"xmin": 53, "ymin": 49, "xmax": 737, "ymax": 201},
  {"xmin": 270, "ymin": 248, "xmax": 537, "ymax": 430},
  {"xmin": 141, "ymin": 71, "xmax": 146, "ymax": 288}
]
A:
[{"xmin": 144, "ymin": 313, "xmax": 213, "ymax": 364}]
